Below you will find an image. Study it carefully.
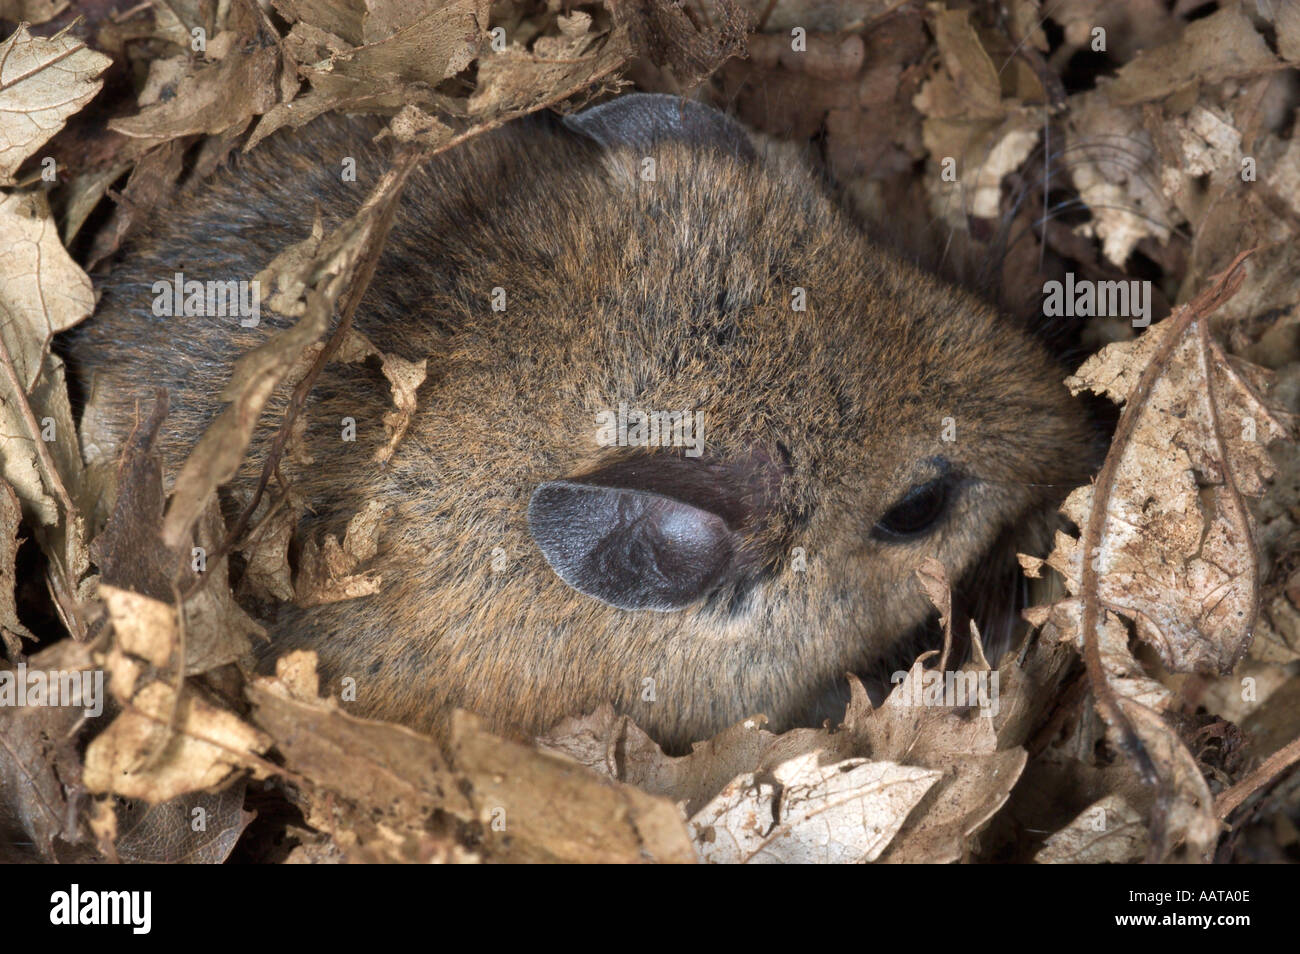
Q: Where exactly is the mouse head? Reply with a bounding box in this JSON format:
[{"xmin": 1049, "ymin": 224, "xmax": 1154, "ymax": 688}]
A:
[{"xmin": 523, "ymin": 94, "xmax": 1096, "ymax": 693}]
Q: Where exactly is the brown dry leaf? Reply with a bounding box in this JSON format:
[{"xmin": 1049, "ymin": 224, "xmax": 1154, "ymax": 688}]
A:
[
  {"xmin": 237, "ymin": 491, "xmax": 300, "ymax": 602},
  {"xmin": 100, "ymin": 584, "xmax": 176, "ymax": 669},
  {"xmin": 449, "ymin": 710, "xmax": 696, "ymax": 863},
  {"xmin": 911, "ymin": 7, "xmax": 1039, "ymax": 225},
  {"xmin": 543, "ymin": 643, "xmax": 1030, "ymax": 864},
  {"xmin": 0, "ymin": 480, "xmax": 34, "ymax": 654},
  {"xmin": 59, "ymin": 158, "xmax": 131, "ymax": 245},
  {"xmin": 1054, "ymin": 290, "xmax": 1290, "ymax": 673},
  {"xmin": 89, "ymin": 395, "xmax": 262, "ymax": 673},
  {"xmin": 0, "ymin": 189, "xmax": 93, "ymax": 524},
  {"xmin": 690, "ymin": 751, "xmax": 939, "ymax": 864},
  {"xmin": 87, "ymin": 394, "xmax": 179, "ymax": 598},
  {"xmin": 847, "ymin": 658, "xmax": 1029, "ymax": 864},
  {"xmin": 0, "ymin": 2, "xmax": 68, "ymax": 25},
  {"xmin": 0, "ymin": 639, "xmax": 96, "ymax": 861},
  {"xmin": 377, "ymin": 104, "xmax": 454, "ymax": 147},
  {"xmin": 114, "ymin": 783, "xmax": 255, "ymax": 864},
  {"xmin": 247, "ymin": 652, "xmax": 469, "ymax": 822},
  {"xmin": 83, "ymin": 137, "xmax": 187, "ymax": 271},
  {"xmin": 107, "ymin": 1, "xmax": 282, "ymax": 143},
  {"xmin": 1064, "ymin": 91, "xmax": 1174, "ymax": 266},
  {"xmin": 1035, "ymin": 794, "xmax": 1147, "ymax": 863},
  {"xmin": 330, "ymin": 329, "xmax": 427, "ymax": 465},
  {"xmin": 879, "ymin": 749, "xmax": 1028, "ymax": 863},
  {"xmin": 249, "ymin": 0, "xmax": 489, "ymax": 146},
  {"xmin": 1104, "ymin": 6, "xmax": 1279, "ymax": 107},
  {"xmin": 538, "ymin": 705, "xmax": 783, "ymax": 819},
  {"xmin": 1015, "ymin": 600, "xmax": 1221, "ymax": 863},
  {"xmin": 928, "ymin": 7, "xmax": 1001, "ymax": 118},
  {"xmin": 294, "ymin": 499, "xmax": 385, "ymax": 606},
  {"xmin": 83, "ymin": 680, "xmax": 271, "ymax": 803},
  {"xmin": 468, "ymin": 10, "xmax": 629, "ymax": 117},
  {"xmin": 1115, "ymin": 696, "xmax": 1221, "ymax": 860},
  {"xmin": 161, "ymin": 145, "xmax": 416, "ymax": 548},
  {"xmin": 1022, "ymin": 597, "xmax": 1171, "ymax": 712},
  {"xmin": 916, "ymin": 555, "xmax": 953, "ymax": 665},
  {"xmin": 621, "ymin": 0, "xmax": 749, "ymax": 91},
  {"xmin": 144, "ymin": 0, "xmax": 213, "ymax": 50},
  {"xmin": 1026, "ymin": 257, "xmax": 1280, "ymax": 860},
  {"xmin": 0, "ymin": 23, "xmax": 112, "ymax": 183},
  {"xmin": 375, "ymin": 353, "xmax": 425, "ymax": 464},
  {"xmin": 1274, "ymin": 1, "xmax": 1300, "ymax": 63},
  {"xmin": 248, "ymin": 653, "xmax": 691, "ymax": 862}
]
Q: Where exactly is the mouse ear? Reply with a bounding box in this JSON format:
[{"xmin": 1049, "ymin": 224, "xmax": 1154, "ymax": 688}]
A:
[
  {"xmin": 528, "ymin": 478, "xmax": 735, "ymax": 611},
  {"xmin": 562, "ymin": 92, "xmax": 756, "ymax": 161}
]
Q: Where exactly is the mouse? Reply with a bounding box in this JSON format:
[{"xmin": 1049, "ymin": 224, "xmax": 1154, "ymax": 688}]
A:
[{"xmin": 65, "ymin": 93, "xmax": 1098, "ymax": 751}]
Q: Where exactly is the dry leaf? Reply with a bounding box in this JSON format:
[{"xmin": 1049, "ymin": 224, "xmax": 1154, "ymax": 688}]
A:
[
  {"xmin": 83, "ymin": 681, "xmax": 271, "ymax": 802},
  {"xmin": 160, "ymin": 150, "xmax": 412, "ymax": 547},
  {"xmin": 1105, "ymin": 6, "xmax": 1278, "ymax": 106},
  {"xmin": 0, "ymin": 640, "xmax": 96, "ymax": 861},
  {"xmin": 450, "ymin": 710, "xmax": 696, "ymax": 863},
  {"xmin": 691, "ymin": 752, "xmax": 940, "ymax": 864},
  {"xmin": 0, "ymin": 190, "xmax": 94, "ymax": 523},
  {"xmin": 0, "ymin": 481, "xmax": 34, "ymax": 654},
  {"xmin": 107, "ymin": 1, "xmax": 281, "ymax": 142},
  {"xmin": 1056, "ymin": 291, "xmax": 1289, "ymax": 672},
  {"xmin": 0, "ymin": 23, "xmax": 112, "ymax": 182},
  {"xmin": 294, "ymin": 499, "xmax": 385, "ymax": 606},
  {"xmin": 1035, "ymin": 794, "xmax": 1147, "ymax": 863},
  {"xmin": 114, "ymin": 783, "xmax": 255, "ymax": 863}
]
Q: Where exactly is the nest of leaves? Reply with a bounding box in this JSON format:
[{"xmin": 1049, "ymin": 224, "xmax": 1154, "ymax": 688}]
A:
[{"xmin": 1, "ymin": 0, "xmax": 1299, "ymax": 863}]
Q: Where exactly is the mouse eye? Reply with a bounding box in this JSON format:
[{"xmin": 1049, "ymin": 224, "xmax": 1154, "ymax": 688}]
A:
[{"xmin": 873, "ymin": 476, "xmax": 950, "ymax": 540}]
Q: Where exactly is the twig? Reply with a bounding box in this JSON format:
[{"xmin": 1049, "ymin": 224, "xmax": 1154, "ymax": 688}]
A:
[{"xmin": 1216, "ymin": 733, "xmax": 1300, "ymax": 819}]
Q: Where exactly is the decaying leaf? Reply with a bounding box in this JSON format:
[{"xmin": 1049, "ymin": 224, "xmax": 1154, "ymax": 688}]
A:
[
  {"xmin": 0, "ymin": 23, "xmax": 112, "ymax": 182},
  {"xmin": 107, "ymin": 1, "xmax": 282, "ymax": 143},
  {"xmin": 1064, "ymin": 90, "xmax": 1174, "ymax": 267},
  {"xmin": 691, "ymin": 752, "xmax": 939, "ymax": 864},
  {"xmin": 1053, "ymin": 261, "xmax": 1289, "ymax": 673},
  {"xmin": 83, "ymin": 680, "xmax": 271, "ymax": 803},
  {"xmin": 294, "ymin": 499, "xmax": 385, "ymax": 606},
  {"xmin": 0, "ymin": 190, "xmax": 94, "ymax": 523},
  {"xmin": 1035, "ymin": 794, "xmax": 1146, "ymax": 864},
  {"xmin": 331, "ymin": 328, "xmax": 427, "ymax": 466},
  {"xmin": 0, "ymin": 639, "xmax": 97, "ymax": 861},
  {"xmin": 542, "ymin": 641, "xmax": 1031, "ymax": 864},
  {"xmin": 0, "ymin": 481, "xmax": 34, "ymax": 655},
  {"xmin": 159, "ymin": 147, "xmax": 417, "ymax": 548},
  {"xmin": 114, "ymin": 783, "xmax": 255, "ymax": 864},
  {"xmin": 89, "ymin": 395, "xmax": 262, "ymax": 673},
  {"xmin": 1104, "ymin": 6, "xmax": 1278, "ymax": 107},
  {"xmin": 245, "ymin": 652, "xmax": 694, "ymax": 863},
  {"xmin": 1023, "ymin": 255, "xmax": 1293, "ymax": 861}
]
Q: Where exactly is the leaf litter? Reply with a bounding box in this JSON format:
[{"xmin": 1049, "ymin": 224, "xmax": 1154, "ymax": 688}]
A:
[{"xmin": 0, "ymin": 0, "xmax": 1298, "ymax": 863}]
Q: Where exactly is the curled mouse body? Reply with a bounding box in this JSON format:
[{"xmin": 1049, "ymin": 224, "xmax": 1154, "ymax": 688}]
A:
[{"xmin": 68, "ymin": 95, "xmax": 1096, "ymax": 750}]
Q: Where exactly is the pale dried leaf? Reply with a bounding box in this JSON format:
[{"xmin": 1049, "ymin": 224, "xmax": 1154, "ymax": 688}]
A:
[
  {"xmin": 1055, "ymin": 315, "xmax": 1289, "ymax": 672},
  {"xmin": 1035, "ymin": 794, "xmax": 1147, "ymax": 863},
  {"xmin": 0, "ymin": 24, "xmax": 112, "ymax": 181},
  {"xmin": 690, "ymin": 751, "xmax": 939, "ymax": 864},
  {"xmin": 83, "ymin": 682, "xmax": 271, "ymax": 802}
]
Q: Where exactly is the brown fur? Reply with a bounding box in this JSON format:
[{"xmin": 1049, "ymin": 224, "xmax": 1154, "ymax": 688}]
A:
[{"xmin": 67, "ymin": 102, "xmax": 1095, "ymax": 751}]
